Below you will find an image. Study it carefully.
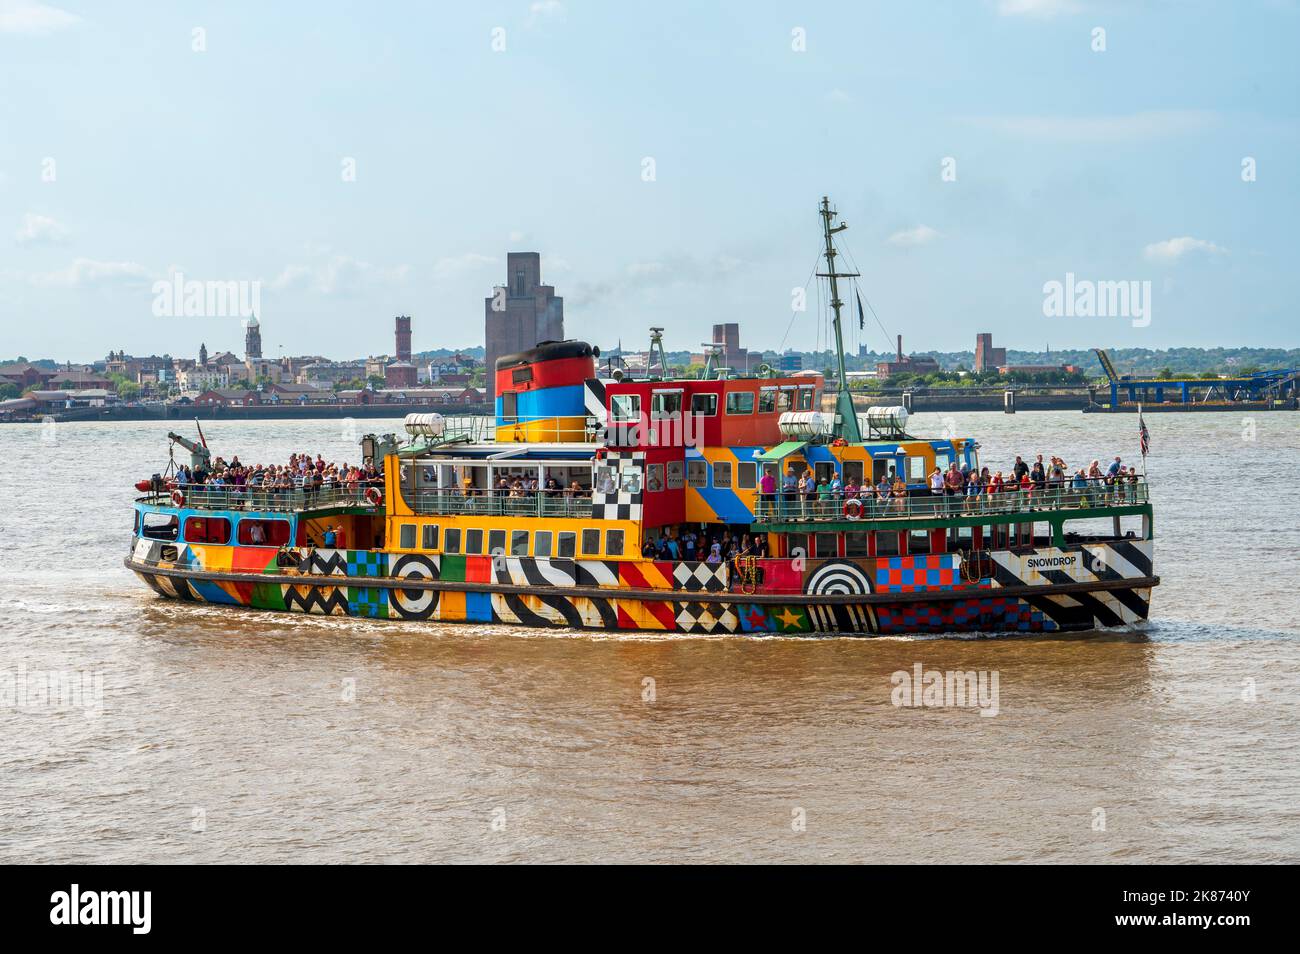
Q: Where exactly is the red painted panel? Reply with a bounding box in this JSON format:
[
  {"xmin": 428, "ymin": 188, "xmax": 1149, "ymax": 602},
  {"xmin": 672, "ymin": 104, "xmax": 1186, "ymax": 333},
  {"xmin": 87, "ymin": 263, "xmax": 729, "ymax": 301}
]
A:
[{"xmin": 495, "ymin": 355, "xmax": 596, "ymax": 395}]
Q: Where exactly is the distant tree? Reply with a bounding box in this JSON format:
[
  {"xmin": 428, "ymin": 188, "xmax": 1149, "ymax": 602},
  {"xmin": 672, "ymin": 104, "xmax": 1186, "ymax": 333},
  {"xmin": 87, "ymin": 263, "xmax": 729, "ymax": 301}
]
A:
[
  {"xmin": 0, "ymin": 382, "xmax": 19, "ymax": 400},
  {"xmin": 1199, "ymin": 370, "xmax": 1220, "ymax": 379},
  {"xmin": 1157, "ymin": 368, "xmax": 1174, "ymax": 380},
  {"xmin": 117, "ymin": 381, "xmax": 141, "ymax": 401}
]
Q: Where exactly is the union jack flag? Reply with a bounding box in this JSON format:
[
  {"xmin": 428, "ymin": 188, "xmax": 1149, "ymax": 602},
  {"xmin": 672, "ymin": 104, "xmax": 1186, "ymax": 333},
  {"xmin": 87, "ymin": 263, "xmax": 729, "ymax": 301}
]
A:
[{"xmin": 1138, "ymin": 408, "xmax": 1150, "ymax": 457}]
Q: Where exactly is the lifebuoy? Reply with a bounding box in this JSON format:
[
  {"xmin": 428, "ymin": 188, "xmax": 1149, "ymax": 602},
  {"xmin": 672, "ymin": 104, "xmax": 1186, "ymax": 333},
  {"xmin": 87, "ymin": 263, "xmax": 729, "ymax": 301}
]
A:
[
  {"xmin": 364, "ymin": 486, "xmax": 383, "ymax": 507},
  {"xmin": 843, "ymin": 498, "xmax": 862, "ymax": 520},
  {"xmin": 170, "ymin": 489, "xmax": 186, "ymax": 508}
]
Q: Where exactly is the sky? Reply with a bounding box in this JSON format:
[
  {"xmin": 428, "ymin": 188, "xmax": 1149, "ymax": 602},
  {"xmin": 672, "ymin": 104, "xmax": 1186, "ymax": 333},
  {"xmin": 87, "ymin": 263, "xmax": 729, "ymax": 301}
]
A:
[{"xmin": 1, "ymin": 0, "xmax": 1298, "ymax": 363}]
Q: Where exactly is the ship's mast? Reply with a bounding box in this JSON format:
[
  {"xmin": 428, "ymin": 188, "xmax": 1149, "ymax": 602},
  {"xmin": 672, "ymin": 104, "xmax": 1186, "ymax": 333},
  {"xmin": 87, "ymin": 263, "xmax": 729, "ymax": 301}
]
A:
[{"xmin": 817, "ymin": 196, "xmax": 861, "ymax": 442}]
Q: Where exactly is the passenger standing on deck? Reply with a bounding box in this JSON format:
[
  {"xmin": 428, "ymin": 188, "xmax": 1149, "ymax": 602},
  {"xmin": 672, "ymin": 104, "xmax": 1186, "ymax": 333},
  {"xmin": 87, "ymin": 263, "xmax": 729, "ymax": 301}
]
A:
[{"xmin": 760, "ymin": 467, "xmax": 777, "ymax": 516}]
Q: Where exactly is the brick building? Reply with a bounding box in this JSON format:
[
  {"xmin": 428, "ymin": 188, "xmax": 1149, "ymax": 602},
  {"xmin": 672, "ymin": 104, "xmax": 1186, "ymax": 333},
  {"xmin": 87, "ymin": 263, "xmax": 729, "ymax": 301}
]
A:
[
  {"xmin": 484, "ymin": 253, "xmax": 564, "ymax": 401},
  {"xmin": 974, "ymin": 333, "xmax": 1007, "ymax": 373}
]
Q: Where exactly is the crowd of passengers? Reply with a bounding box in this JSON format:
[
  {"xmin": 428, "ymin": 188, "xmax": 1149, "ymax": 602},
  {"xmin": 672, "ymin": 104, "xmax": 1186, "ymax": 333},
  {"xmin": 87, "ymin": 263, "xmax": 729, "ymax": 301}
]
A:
[
  {"xmin": 641, "ymin": 527, "xmax": 769, "ymax": 564},
  {"xmin": 173, "ymin": 452, "xmax": 383, "ymax": 498},
  {"xmin": 758, "ymin": 454, "xmax": 1143, "ymax": 518}
]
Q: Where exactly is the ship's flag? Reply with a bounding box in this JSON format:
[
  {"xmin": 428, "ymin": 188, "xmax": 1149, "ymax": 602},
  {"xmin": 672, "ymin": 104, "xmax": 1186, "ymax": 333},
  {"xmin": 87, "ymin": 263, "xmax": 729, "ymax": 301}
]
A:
[
  {"xmin": 1138, "ymin": 406, "xmax": 1150, "ymax": 457},
  {"xmin": 855, "ymin": 289, "xmax": 865, "ymax": 330}
]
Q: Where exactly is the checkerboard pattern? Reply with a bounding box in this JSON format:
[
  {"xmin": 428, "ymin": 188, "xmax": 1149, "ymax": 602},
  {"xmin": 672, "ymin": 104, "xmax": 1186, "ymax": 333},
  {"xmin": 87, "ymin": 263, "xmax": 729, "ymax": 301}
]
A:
[
  {"xmin": 877, "ymin": 596, "xmax": 1058, "ymax": 633},
  {"xmin": 875, "ymin": 554, "xmax": 962, "ymax": 592},
  {"xmin": 672, "ymin": 562, "xmax": 727, "ymax": 593},
  {"xmin": 347, "ymin": 550, "xmax": 387, "ymax": 578},
  {"xmin": 591, "ymin": 450, "xmax": 644, "ymax": 521},
  {"xmin": 675, "ymin": 601, "xmax": 738, "ymax": 634},
  {"xmin": 348, "ymin": 585, "xmax": 389, "ymax": 619}
]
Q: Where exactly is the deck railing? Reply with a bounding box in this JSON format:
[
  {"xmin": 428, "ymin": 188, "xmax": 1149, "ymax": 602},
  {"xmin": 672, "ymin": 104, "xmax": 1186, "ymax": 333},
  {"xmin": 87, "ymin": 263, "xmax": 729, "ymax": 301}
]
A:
[
  {"xmin": 752, "ymin": 480, "xmax": 1150, "ymax": 523},
  {"xmin": 138, "ymin": 484, "xmax": 380, "ymax": 512},
  {"xmin": 410, "ymin": 488, "xmax": 595, "ymax": 519}
]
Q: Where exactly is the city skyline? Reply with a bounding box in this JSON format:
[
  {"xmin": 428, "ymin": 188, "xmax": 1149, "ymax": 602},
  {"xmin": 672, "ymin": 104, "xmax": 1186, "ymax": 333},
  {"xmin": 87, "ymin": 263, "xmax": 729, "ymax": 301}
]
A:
[{"xmin": 3, "ymin": 1, "xmax": 1298, "ymax": 362}]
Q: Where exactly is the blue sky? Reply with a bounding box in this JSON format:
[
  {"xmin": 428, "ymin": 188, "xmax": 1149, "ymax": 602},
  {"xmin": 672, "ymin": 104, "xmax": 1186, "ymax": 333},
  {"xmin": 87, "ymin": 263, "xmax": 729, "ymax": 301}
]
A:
[{"xmin": 2, "ymin": 0, "xmax": 1297, "ymax": 362}]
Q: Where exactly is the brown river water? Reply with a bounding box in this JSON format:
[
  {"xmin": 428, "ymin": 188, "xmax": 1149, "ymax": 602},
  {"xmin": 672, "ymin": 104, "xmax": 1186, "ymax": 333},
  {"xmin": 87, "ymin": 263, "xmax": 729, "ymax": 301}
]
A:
[{"xmin": 0, "ymin": 411, "xmax": 1296, "ymax": 863}]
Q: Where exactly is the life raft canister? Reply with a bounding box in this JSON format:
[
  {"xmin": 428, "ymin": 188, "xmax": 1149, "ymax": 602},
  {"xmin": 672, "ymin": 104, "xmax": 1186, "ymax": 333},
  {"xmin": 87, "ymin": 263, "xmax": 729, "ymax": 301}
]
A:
[
  {"xmin": 365, "ymin": 486, "xmax": 383, "ymax": 507},
  {"xmin": 170, "ymin": 489, "xmax": 186, "ymax": 508},
  {"xmin": 843, "ymin": 498, "xmax": 863, "ymax": 520}
]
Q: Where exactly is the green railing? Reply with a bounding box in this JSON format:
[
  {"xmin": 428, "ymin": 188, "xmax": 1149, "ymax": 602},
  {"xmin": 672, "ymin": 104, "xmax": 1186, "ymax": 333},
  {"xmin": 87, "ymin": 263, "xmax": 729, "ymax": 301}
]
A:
[
  {"xmin": 410, "ymin": 489, "xmax": 595, "ymax": 519},
  {"xmin": 138, "ymin": 484, "xmax": 379, "ymax": 512},
  {"xmin": 752, "ymin": 480, "xmax": 1150, "ymax": 523}
]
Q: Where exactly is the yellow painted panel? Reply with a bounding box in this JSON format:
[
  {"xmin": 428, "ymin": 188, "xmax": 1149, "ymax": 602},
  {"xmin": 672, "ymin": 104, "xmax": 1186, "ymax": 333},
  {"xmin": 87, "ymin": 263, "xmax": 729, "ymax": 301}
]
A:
[{"xmin": 437, "ymin": 590, "xmax": 465, "ymax": 621}]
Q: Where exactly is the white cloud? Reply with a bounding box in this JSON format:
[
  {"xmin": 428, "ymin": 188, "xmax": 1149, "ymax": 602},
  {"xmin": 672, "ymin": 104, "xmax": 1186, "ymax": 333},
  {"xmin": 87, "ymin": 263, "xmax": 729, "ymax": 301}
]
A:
[
  {"xmin": 271, "ymin": 254, "xmax": 410, "ymax": 294},
  {"xmin": 996, "ymin": 0, "xmax": 1082, "ymax": 17},
  {"xmin": 432, "ymin": 253, "xmax": 497, "ymax": 281},
  {"xmin": 0, "ymin": 1, "xmax": 82, "ymax": 34},
  {"xmin": 1143, "ymin": 236, "xmax": 1228, "ymax": 263},
  {"xmin": 30, "ymin": 258, "xmax": 152, "ymax": 287},
  {"xmin": 887, "ymin": 225, "xmax": 941, "ymax": 247},
  {"xmin": 15, "ymin": 212, "xmax": 69, "ymax": 245},
  {"xmin": 527, "ymin": 1, "xmax": 565, "ymax": 26},
  {"xmin": 962, "ymin": 110, "xmax": 1216, "ymax": 142},
  {"xmin": 571, "ymin": 253, "xmax": 747, "ymax": 308}
]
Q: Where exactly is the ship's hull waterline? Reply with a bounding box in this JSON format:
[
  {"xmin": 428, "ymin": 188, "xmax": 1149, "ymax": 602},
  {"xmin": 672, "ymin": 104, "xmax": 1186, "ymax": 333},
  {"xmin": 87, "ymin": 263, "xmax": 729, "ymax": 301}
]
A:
[{"xmin": 125, "ymin": 539, "xmax": 1156, "ymax": 636}]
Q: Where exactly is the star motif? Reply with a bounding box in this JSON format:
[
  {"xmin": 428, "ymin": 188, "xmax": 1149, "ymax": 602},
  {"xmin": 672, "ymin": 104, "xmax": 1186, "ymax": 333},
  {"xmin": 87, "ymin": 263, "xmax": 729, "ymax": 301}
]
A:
[
  {"xmin": 775, "ymin": 606, "xmax": 804, "ymax": 630},
  {"xmin": 745, "ymin": 608, "xmax": 768, "ymax": 629}
]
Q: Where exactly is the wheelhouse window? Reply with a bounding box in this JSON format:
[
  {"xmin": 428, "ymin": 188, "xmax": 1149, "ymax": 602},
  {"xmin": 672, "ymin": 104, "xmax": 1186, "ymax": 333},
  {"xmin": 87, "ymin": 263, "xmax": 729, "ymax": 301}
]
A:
[
  {"xmin": 907, "ymin": 530, "xmax": 931, "ymax": 554},
  {"xmin": 610, "ymin": 394, "xmax": 640, "ymax": 423},
  {"xmin": 845, "ymin": 531, "xmax": 870, "ymax": 557},
  {"xmin": 651, "ymin": 390, "xmax": 683, "ymax": 419},
  {"xmin": 581, "ymin": 528, "xmax": 600, "ymax": 556},
  {"xmin": 875, "ymin": 531, "xmax": 900, "ymax": 556},
  {"xmin": 184, "ymin": 516, "xmax": 230, "ymax": 544},
  {"xmin": 238, "ymin": 518, "xmax": 290, "ymax": 546},
  {"xmin": 725, "ymin": 391, "xmax": 754, "ymax": 415},
  {"xmin": 712, "ymin": 461, "xmax": 732, "ymax": 489},
  {"xmin": 605, "ymin": 529, "xmax": 624, "ymax": 556},
  {"xmin": 690, "ymin": 392, "xmax": 718, "ymax": 416},
  {"xmin": 399, "ymin": 524, "xmax": 416, "ymax": 549},
  {"xmin": 797, "ymin": 386, "xmax": 815, "ymax": 411},
  {"xmin": 464, "ymin": 528, "xmax": 482, "ymax": 555},
  {"xmin": 758, "ymin": 387, "xmax": 777, "ymax": 414},
  {"xmin": 141, "ymin": 512, "xmax": 179, "ymax": 541},
  {"xmin": 907, "ymin": 456, "xmax": 927, "ymax": 481},
  {"xmin": 777, "ymin": 388, "xmax": 795, "ymax": 412}
]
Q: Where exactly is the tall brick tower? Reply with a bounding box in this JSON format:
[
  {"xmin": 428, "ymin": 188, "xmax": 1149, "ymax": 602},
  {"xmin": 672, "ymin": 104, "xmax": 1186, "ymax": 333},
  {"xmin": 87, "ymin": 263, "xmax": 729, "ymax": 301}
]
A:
[
  {"xmin": 395, "ymin": 315, "xmax": 412, "ymax": 363},
  {"xmin": 244, "ymin": 315, "xmax": 262, "ymax": 360},
  {"xmin": 484, "ymin": 253, "xmax": 564, "ymax": 402}
]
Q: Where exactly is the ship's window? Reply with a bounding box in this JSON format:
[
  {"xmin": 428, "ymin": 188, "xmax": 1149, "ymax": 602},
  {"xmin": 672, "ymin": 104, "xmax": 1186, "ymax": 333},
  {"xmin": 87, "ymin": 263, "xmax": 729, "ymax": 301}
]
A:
[
  {"xmin": 488, "ymin": 529, "xmax": 506, "ymax": 558},
  {"xmin": 814, "ymin": 461, "xmax": 835, "ymax": 484},
  {"xmin": 935, "ymin": 451, "xmax": 952, "ymax": 471},
  {"xmin": 610, "ymin": 394, "xmax": 640, "ymax": 423},
  {"xmin": 238, "ymin": 518, "xmax": 290, "ymax": 547},
  {"xmin": 907, "ymin": 456, "xmax": 927, "ymax": 481},
  {"xmin": 777, "ymin": 388, "xmax": 795, "ymax": 412},
  {"xmin": 665, "ymin": 461, "xmax": 684, "ymax": 489},
  {"xmin": 687, "ymin": 460, "xmax": 707, "ymax": 487},
  {"xmin": 787, "ymin": 533, "xmax": 808, "ymax": 560},
  {"xmin": 464, "ymin": 528, "xmax": 482, "ymax": 555},
  {"xmin": 651, "ymin": 390, "xmax": 683, "ymax": 418},
  {"xmin": 725, "ymin": 391, "xmax": 753, "ymax": 415},
  {"xmin": 510, "ymin": 530, "xmax": 529, "ymax": 556},
  {"xmin": 814, "ymin": 532, "xmax": 839, "ymax": 559},
  {"xmin": 558, "ymin": 531, "xmax": 576, "ymax": 558},
  {"xmin": 646, "ymin": 463, "xmax": 664, "ymax": 492},
  {"xmin": 875, "ymin": 531, "xmax": 900, "ymax": 556},
  {"xmin": 399, "ymin": 524, "xmax": 416, "ymax": 549},
  {"xmin": 908, "ymin": 530, "xmax": 931, "ymax": 554},
  {"xmin": 422, "ymin": 524, "xmax": 439, "ymax": 550},
  {"xmin": 797, "ymin": 387, "xmax": 815, "ymax": 411},
  {"xmin": 444, "ymin": 528, "xmax": 462, "ymax": 554},
  {"xmin": 842, "ymin": 460, "xmax": 864, "ymax": 487},
  {"xmin": 133, "ymin": 511, "xmax": 139, "ymax": 534},
  {"xmin": 142, "ymin": 512, "xmax": 179, "ymax": 541},
  {"xmin": 691, "ymin": 393, "xmax": 717, "ymax": 416},
  {"xmin": 581, "ymin": 528, "xmax": 600, "ymax": 556},
  {"xmin": 737, "ymin": 461, "xmax": 757, "ymax": 489},
  {"xmin": 713, "ymin": 461, "xmax": 732, "ymax": 489},
  {"xmin": 845, "ymin": 531, "xmax": 870, "ymax": 557},
  {"xmin": 534, "ymin": 530, "xmax": 553, "ymax": 557},
  {"xmin": 606, "ymin": 529, "xmax": 624, "ymax": 557},
  {"xmin": 511, "ymin": 366, "xmax": 533, "ymax": 385},
  {"xmin": 184, "ymin": 516, "xmax": 230, "ymax": 544},
  {"xmin": 758, "ymin": 388, "xmax": 776, "ymax": 414}
]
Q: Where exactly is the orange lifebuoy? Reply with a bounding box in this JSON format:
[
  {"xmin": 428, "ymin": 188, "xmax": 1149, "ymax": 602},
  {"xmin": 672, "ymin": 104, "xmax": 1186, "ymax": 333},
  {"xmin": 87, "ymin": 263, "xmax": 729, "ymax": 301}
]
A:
[
  {"xmin": 843, "ymin": 498, "xmax": 862, "ymax": 519},
  {"xmin": 171, "ymin": 489, "xmax": 186, "ymax": 508},
  {"xmin": 364, "ymin": 486, "xmax": 383, "ymax": 507}
]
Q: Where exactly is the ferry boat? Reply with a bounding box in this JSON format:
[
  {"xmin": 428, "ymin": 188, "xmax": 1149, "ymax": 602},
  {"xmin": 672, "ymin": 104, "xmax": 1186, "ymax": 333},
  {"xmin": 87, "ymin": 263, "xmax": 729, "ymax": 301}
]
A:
[{"xmin": 125, "ymin": 199, "xmax": 1158, "ymax": 635}]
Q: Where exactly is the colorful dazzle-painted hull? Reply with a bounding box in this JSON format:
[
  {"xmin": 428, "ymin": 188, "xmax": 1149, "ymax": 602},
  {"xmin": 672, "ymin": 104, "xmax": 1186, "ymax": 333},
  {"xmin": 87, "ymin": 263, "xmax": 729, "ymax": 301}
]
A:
[{"xmin": 126, "ymin": 537, "xmax": 1156, "ymax": 636}]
